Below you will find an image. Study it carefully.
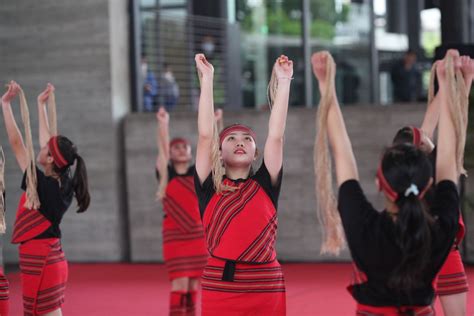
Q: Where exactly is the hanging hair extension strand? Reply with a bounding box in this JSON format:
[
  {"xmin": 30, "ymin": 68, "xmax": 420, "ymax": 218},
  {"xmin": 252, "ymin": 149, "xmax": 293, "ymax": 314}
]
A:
[
  {"xmin": 314, "ymin": 51, "xmax": 346, "ymax": 255},
  {"xmin": 18, "ymin": 87, "xmax": 40, "ymax": 210}
]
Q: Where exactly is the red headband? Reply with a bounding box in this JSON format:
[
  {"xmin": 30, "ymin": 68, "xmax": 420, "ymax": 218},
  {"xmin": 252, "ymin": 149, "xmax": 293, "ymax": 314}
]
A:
[
  {"xmin": 48, "ymin": 136, "xmax": 68, "ymax": 168},
  {"xmin": 170, "ymin": 138, "xmax": 190, "ymax": 148},
  {"xmin": 219, "ymin": 124, "xmax": 257, "ymax": 146},
  {"xmin": 411, "ymin": 126, "xmax": 421, "ymax": 147},
  {"xmin": 377, "ymin": 165, "xmax": 398, "ymax": 202},
  {"xmin": 377, "ymin": 164, "xmax": 432, "ymax": 202}
]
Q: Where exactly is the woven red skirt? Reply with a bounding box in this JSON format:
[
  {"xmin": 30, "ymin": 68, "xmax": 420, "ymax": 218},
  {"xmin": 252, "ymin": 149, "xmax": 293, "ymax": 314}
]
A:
[
  {"xmin": 162, "ymin": 217, "xmax": 208, "ymax": 280},
  {"xmin": 201, "ymin": 257, "xmax": 286, "ymax": 316},
  {"xmin": 0, "ymin": 267, "xmax": 9, "ymax": 316},
  {"xmin": 435, "ymin": 248, "xmax": 469, "ymax": 296},
  {"xmin": 356, "ymin": 303, "xmax": 434, "ymax": 316},
  {"xmin": 19, "ymin": 238, "xmax": 68, "ymax": 316}
]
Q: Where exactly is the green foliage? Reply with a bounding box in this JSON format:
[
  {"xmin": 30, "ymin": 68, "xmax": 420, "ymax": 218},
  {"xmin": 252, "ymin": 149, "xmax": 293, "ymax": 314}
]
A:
[
  {"xmin": 267, "ymin": 8, "xmax": 301, "ymax": 35},
  {"xmin": 311, "ymin": 20, "xmax": 335, "ymax": 39},
  {"xmin": 236, "ymin": 0, "xmax": 344, "ymax": 38},
  {"xmin": 422, "ymin": 31, "xmax": 441, "ymax": 58}
]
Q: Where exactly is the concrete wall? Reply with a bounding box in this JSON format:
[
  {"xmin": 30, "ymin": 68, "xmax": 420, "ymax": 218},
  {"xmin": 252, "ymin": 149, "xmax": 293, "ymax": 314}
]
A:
[
  {"xmin": 125, "ymin": 104, "xmax": 474, "ymax": 262},
  {"xmin": 0, "ymin": 0, "xmax": 131, "ymax": 264}
]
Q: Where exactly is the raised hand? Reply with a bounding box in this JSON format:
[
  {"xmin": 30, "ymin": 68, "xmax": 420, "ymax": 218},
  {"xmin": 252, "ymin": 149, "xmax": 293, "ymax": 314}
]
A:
[
  {"xmin": 156, "ymin": 106, "xmax": 169, "ymax": 125},
  {"xmin": 436, "ymin": 51, "xmax": 461, "ymax": 85},
  {"xmin": 460, "ymin": 56, "xmax": 474, "ymax": 91},
  {"xmin": 37, "ymin": 83, "xmax": 55, "ymax": 104},
  {"xmin": 273, "ymin": 55, "xmax": 293, "ymax": 80},
  {"xmin": 311, "ymin": 51, "xmax": 335, "ymax": 90},
  {"xmin": 2, "ymin": 81, "xmax": 21, "ymax": 104},
  {"xmin": 195, "ymin": 54, "xmax": 214, "ymax": 81}
]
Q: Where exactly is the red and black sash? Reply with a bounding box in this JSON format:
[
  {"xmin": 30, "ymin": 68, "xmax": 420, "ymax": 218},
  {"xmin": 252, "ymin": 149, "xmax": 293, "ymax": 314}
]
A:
[
  {"xmin": 163, "ymin": 175, "xmax": 203, "ymax": 234},
  {"xmin": 12, "ymin": 193, "xmax": 51, "ymax": 244},
  {"xmin": 203, "ymin": 178, "xmax": 278, "ymax": 265}
]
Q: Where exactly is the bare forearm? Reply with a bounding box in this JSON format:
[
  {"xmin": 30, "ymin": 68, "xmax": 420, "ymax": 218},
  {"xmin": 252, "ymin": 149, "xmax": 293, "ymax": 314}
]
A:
[
  {"xmin": 2, "ymin": 102, "xmax": 25, "ymax": 148},
  {"xmin": 436, "ymin": 89, "xmax": 457, "ymax": 183},
  {"xmin": 157, "ymin": 123, "xmax": 170, "ymax": 161},
  {"xmin": 37, "ymin": 102, "xmax": 51, "ymax": 147},
  {"xmin": 420, "ymin": 93, "xmax": 441, "ymax": 139},
  {"xmin": 197, "ymin": 78, "xmax": 215, "ymax": 139},
  {"xmin": 268, "ymin": 80, "xmax": 290, "ymax": 140},
  {"xmin": 2, "ymin": 101, "xmax": 28, "ymax": 171},
  {"xmin": 326, "ymin": 90, "xmax": 358, "ymax": 184}
]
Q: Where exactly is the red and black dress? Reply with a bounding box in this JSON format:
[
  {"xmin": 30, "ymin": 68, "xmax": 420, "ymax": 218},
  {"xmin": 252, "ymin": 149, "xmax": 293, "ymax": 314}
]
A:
[
  {"xmin": 0, "ymin": 192, "xmax": 10, "ymax": 316},
  {"xmin": 12, "ymin": 168, "xmax": 72, "ymax": 316},
  {"xmin": 435, "ymin": 215, "xmax": 469, "ymax": 296},
  {"xmin": 194, "ymin": 161, "xmax": 286, "ymax": 316},
  {"xmin": 338, "ymin": 180, "xmax": 459, "ymax": 315},
  {"xmin": 157, "ymin": 165, "xmax": 207, "ymax": 280}
]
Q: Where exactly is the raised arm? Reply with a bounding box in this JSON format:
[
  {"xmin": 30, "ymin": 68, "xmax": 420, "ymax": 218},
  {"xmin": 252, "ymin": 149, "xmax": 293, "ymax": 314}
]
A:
[
  {"xmin": 155, "ymin": 106, "xmax": 170, "ymax": 171},
  {"xmin": 37, "ymin": 83, "xmax": 54, "ymax": 148},
  {"xmin": 421, "ymin": 50, "xmax": 461, "ymax": 140},
  {"xmin": 436, "ymin": 54, "xmax": 460, "ymax": 183},
  {"xmin": 1, "ymin": 81, "xmax": 28, "ymax": 172},
  {"xmin": 312, "ymin": 52, "xmax": 358, "ymax": 185},
  {"xmin": 420, "ymin": 95, "xmax": 441, "ymax": 140},
  {"xmin": 195, "ymin": 54, "xmax": 215, "ymax": 183},
  {"xmin": 264, "ymin": 55, "xmax": 293, "ymax": 184}
]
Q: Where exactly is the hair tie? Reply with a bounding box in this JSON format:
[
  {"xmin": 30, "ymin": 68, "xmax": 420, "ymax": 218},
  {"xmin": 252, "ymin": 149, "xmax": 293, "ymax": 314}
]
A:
[{"xmin": 404, "ymin": 184, "xmax": 419, "ymax": 197}]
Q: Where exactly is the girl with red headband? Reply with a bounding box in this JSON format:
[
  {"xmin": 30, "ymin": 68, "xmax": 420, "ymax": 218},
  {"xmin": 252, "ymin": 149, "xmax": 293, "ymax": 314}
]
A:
[
  {"xmin": 193, "ymin": 53, "xmax": 292, "ymax": 315},
  {"xmin": 2, "ymin": 81, "xmax": 90, "ymax": 316},
  {"xmin": 313, "ymin": 50, "xmax": 461, "ymax": 315},
  {"xmin": 391, "ymin": 52, "xmax": 473, "ymax": 316},
  {"xmin": 155, "ymin": 106, "xmax": 223, "ymax": 315}
]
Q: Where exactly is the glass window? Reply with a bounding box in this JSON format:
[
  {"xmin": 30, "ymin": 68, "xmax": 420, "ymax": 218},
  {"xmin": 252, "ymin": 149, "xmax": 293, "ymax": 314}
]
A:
[
  {"xmin": 236, "ymin": 0, "xmax": 305, "ymax": 108},
  {"xmin": 420, "ymin": 8, "xmax": 441, "ymax": 58},
  {"xmin": 140, "ymin": 0, "xmax": 157, "ymax": 8},
  {"xmin": 310, "ymin": 0, "xmax": 372, "ymax": 105}
]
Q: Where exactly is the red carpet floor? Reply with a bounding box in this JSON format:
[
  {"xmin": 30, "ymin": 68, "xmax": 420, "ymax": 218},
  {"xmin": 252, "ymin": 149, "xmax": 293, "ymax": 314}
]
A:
[{"xmin": 6, "ymin": 263, "xmax": 474, "ymax": 315}]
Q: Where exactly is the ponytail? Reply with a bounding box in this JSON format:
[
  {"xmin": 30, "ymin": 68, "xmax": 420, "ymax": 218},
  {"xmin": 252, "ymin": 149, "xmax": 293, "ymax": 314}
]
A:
[
  {"xmin": 52, "ymin": 136, "xmax": 90, "ymax": 213},
  {"xmin": 380, "ymin": 144, "xmax": 434, "ymax": 290},
  {"xmin": 314, "ymin": 51, "xmax": 345, "ymax": 255},
  {"xmin": 389, "ymin": 195, "xmax": 432, "ymax": 290},
  {"xmin": 72, "ymin": 154, "xmax": 90, "ymax": 213}
]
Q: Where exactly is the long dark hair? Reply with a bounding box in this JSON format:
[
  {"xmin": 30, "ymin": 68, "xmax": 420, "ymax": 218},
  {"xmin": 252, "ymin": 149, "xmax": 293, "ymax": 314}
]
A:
[
  {"xmin": 52, "ymin": 136, "xmax": 90, "ymax": 213},
  {"xmin": 381, "ymin": 144, "xmax": 434, "ymax": 290},
  {"xmin": 392, "ymin": 126, "xmax": 415, "ymax": 145},
  {"xmin": 392, "ymin": 126, "xmax": 437, "ymax": 202}
]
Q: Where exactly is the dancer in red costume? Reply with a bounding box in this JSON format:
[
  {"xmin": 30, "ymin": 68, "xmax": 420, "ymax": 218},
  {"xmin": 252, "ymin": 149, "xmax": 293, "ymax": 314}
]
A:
[
  {"xmin": 0, "ymin": 147, "xmax": 10, "ymax": 316},
  {"xmin": 194, "ymin": 53, "xmax": 292, "ymax": 315},
  {"xmin": 2, "ymin": 82, "xmax": 90, "ymax": 316},
  {"xmin": 155, "ymin": 106, "xmax": 223, "ymax": 315},
  {"xmin": 313, "ymin": 50, "xmax": 462, "ymax": 315},
  {"xmin": 391, "ymin": 51, "xmax": 473, "ymax": 316}
]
